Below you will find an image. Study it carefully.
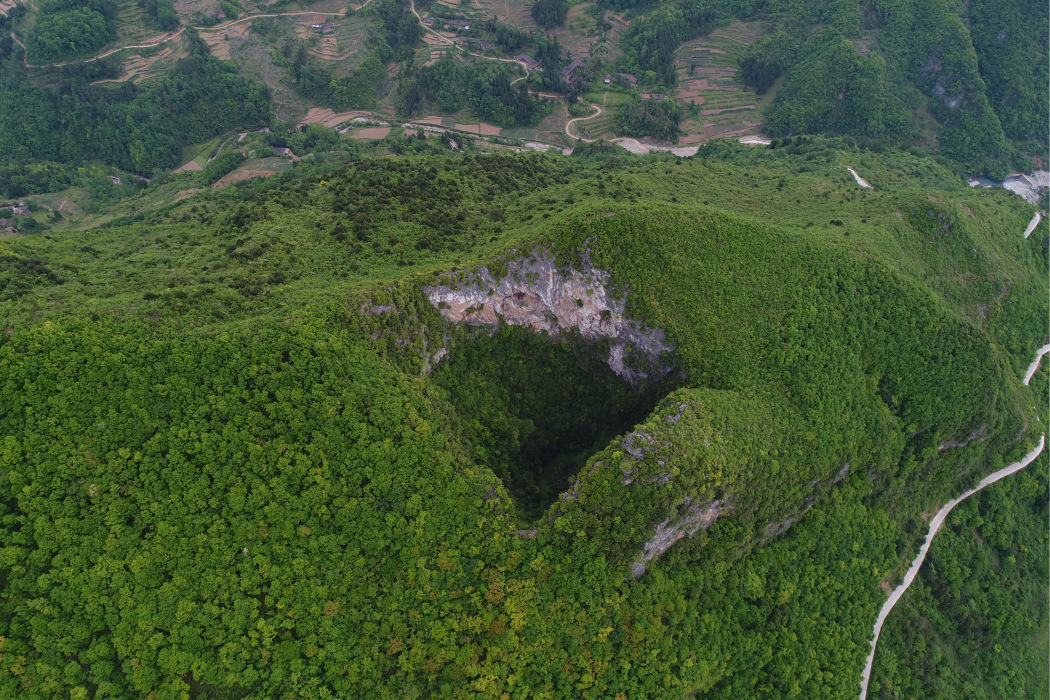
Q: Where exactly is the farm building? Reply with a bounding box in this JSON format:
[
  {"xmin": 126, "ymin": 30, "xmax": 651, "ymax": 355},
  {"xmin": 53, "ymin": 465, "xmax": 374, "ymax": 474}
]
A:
[
  {"xmin": 560, "ymin": 58, "xmax": 584, "ymax": 82},
  {"xmin": 514, "ymin": 53, "xmax": 541, "ymax": 70}
]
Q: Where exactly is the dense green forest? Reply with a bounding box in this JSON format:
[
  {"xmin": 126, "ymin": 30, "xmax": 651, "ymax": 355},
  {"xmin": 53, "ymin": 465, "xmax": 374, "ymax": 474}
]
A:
[
  {"xmin": 25, "ymin": 0, "xmax": 117, "ymax": 63},
  {"xmin": 0, "ymin": 140, "xmax": 1045, "ymax": 696},
  {"xmin": 614, "ymin": 98, "xmax": 682, "ymax": 141},
  {"xmin": 398, "ymin": 55, "xmax": 551, "ymax": 126}
]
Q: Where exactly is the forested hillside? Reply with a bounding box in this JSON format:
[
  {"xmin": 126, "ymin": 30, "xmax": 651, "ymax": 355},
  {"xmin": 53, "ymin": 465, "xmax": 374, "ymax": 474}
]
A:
[
  {"xmin": 0, "ymin": 20, "xmax": 271, "ymax": 176},
  {"xmin": 0, "ymin": 141, "xmax": 1045, "ymax": 697},
  {"xmin": 0, "ymin": 0, "xmax": 1045, "ymax": 182},
  {"xmin": 609, "ymin": 0, "xmax": 1046, "ymax": 173}
]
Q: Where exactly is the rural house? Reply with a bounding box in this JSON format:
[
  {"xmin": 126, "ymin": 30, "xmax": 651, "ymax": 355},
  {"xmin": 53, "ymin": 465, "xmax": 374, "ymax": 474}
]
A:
[
  {"xmin": 513, "ymin": 53, "xmax": 541, "ymax": 71},
  {"xmin": 560, "ymin": 58, "xmax": 584, "ymax": 82},
  {"xmin": 618, "ymin": 72, "xmax": 637, "ymax": 86},
  {"xmin": 444, "ymin": 19, "xmax": 471, "ymax": 30},
  {"xmin": 205, "ymin": 9, "xmax": 225, "ymax": 18}
]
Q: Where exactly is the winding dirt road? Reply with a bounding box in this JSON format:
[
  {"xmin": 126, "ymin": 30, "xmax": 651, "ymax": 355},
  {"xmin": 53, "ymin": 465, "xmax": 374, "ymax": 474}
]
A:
[
  {"xmin": 858, "ymin": 434, "xmax": 1045, "ymax": 698},
  {"xmin": 1023, "ymin": 211, "xmax": 1043, "ymax": 238},
  {"xmin": 564, "ymin": 97, "xmax": 604, "ymax": 141},
  {"xmin": 859, "ymin": 215, "xmax": 1050, "ymax": 698},
  {"xmin": 1023, "ymin": 343, "xmax": 1050, "ymax": 385}
]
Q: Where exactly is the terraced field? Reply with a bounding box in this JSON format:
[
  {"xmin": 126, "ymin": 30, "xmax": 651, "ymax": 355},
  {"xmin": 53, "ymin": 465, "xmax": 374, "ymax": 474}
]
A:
[
  {"xmin": 674, "ymin": 20, "xmax": 773, "ymax": 142},
  {"xmin": 91, "ymin": 38, "xmax": 189, "ymax": 85},
  {"xmin": 420, "ymin": 36, "xmax": 457, "ymax": 66},
  {"xmin": 571, "ymin": 91, "xmax": 631, "ymax": 140},
  {"xmin": 292, "ymin": 14, "xmax": 371, "ymax": 67},
  {"xmin": 473, "ymin": 0, "xmax": 535, "ymax": 26}
]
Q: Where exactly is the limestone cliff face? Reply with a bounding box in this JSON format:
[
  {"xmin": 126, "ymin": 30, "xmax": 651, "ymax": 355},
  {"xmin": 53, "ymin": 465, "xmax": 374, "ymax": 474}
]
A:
[
  {"xmin": 631, "ymin": 498, "xmax": 732, "ymax": 578},
  {"xmin": 424, "ymin": 251, "xmax": 674, "ymax": 385}
]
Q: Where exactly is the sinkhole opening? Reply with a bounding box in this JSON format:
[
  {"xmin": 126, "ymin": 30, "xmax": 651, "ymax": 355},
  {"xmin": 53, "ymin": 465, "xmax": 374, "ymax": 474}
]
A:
[{"xmin": 431, "ymin": 325, "xmax": 669, "ymax": 521}]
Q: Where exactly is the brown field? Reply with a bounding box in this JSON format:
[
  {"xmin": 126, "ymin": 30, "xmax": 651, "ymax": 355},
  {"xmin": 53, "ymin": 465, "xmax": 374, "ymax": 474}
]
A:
[
  {"xmin": 174, "ymin": 160, "xmax": 203, "ymax": 173},
  {"xmin": 474, "ymin": 0, "xmax": 535, "ymax": 28},
  {"xmin": 454, "ymin": 122, "xmax": 501, "ymax": 136},
  {"xmin": 91, "ymin": 42, "xmax": 183, "ymax": 84},
  {"xmin": 175, "ymin": 189, "xmax": 203, "ymax": 201},
  {"xmin": 213, "ymin": 169, "xmax": 276, "ymax": 188},
  {"xmin": 412, "ymin": 116, "xmax": 445, "ymax": 126},
  {"xmin": 200, "ymin": 21, "xmax": 251, "ymax": 60},
  {"xmin": 210, "ymin": 157, "xmax": 292, "ymax": 189},
  {"xmin": 346, "ymin": 127, "xmax": 391, "ymax": 139},
  {"xmin": 0, "ymin": 0, "xmax": 18, "ymax": 16},
  {"xmin": 297, "ymin": 107, "xmax": 375, "ymax": 128}
]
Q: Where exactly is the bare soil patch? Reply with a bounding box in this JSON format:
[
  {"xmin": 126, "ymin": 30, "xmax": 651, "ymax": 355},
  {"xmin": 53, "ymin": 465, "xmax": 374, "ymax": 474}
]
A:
[
  {"xmin": 452, "ymin": 122, "xmax": 502, "ymax": 136},
  {"xmin": 212, "ymin": 168, "xmax": 276, "ymax": 189},
  {"xmin": 298, "ymin": 107, "xmax": 373, "ymax": 128},
  {"xmin": 346, "ymin": 127, "xmax": 391, "ymax": 139},
  {"xmin": 174, "ymin": 160, "xmax": 203, "ymax": 173}
]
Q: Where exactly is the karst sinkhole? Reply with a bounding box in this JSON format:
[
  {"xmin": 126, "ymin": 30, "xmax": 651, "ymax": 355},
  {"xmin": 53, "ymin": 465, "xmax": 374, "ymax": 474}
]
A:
[{"xmin": 431, "ymin": 325, "xmax": 671, "ymax": 521}]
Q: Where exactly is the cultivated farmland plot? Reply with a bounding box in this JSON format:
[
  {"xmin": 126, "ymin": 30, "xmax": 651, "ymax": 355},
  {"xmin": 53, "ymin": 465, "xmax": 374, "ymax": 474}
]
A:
[{"xmin": 675, "ymin": 20, "xmax": 774, "ymax": 142}]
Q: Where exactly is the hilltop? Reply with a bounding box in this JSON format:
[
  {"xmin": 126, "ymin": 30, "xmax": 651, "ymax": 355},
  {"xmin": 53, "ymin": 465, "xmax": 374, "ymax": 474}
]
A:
[{"xmin": 0, "ymin": 140, "xmax": 1046, "ymax": 697}]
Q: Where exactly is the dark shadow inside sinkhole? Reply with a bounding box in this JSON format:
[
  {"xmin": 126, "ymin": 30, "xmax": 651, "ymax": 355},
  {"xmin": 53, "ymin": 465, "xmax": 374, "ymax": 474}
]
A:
[{"xmin": 431, "ymin": 324, "xmax": 670, "ymax": 521}]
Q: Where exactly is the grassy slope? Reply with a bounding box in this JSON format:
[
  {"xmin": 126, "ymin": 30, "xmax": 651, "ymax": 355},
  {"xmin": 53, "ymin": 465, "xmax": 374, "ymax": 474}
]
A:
[{"xmin": 0, "ymin": 142, "xmax": 1045, "ymax": 697}]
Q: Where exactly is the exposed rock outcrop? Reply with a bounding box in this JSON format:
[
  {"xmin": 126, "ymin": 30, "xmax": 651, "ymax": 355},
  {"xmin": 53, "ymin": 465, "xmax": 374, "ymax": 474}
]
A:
[
  {"xmin": 938, "ymin": 424, "xmax": 989, "ymax": 451},
  {"xmin": 631, "ymin": 498, "xmax": 732, "ymax": 578},
  {"xmin": 424, "ymin": 251, "xmax": 674, "ymax": 385}
]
